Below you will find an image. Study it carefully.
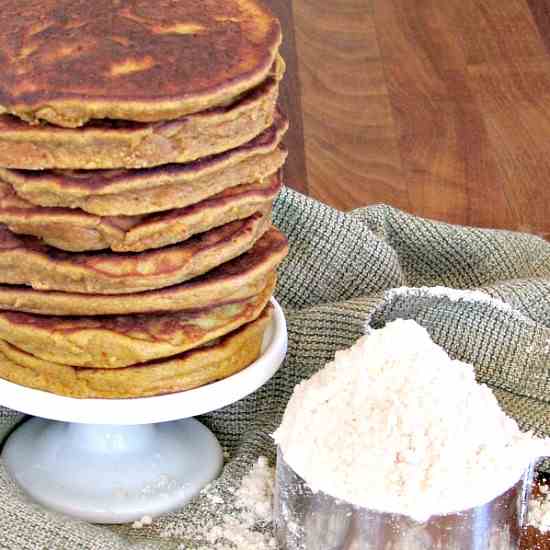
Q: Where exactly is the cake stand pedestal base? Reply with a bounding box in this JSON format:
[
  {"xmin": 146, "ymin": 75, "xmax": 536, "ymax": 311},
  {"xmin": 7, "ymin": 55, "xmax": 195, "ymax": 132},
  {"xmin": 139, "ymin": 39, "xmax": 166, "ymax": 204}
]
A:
[{"xmin": 3, "ymin": 417, "xmax": 223, "ymax": 524}]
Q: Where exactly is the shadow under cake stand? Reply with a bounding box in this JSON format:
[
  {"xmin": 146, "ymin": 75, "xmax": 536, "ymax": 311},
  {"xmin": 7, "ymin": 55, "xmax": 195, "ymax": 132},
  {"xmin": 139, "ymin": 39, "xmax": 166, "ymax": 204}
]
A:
[{"xmin": 0, "ymin": 298, "xmax": 287, "ymax": 524}]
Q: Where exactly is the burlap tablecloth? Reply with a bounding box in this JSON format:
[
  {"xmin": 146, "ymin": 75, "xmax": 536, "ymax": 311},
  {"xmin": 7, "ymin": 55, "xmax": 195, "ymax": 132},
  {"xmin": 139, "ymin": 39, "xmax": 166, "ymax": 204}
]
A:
[{"xmin": 0, "ymin": 187, "xmax": 548, "ymax": 549}]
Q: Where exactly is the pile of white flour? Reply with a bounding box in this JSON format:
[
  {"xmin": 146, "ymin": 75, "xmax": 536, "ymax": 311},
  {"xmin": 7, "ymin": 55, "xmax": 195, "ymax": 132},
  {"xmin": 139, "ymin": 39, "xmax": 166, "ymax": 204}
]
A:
[{"xmin": 274, "ymin": 319, "xmax": 549, "ymax": 521}]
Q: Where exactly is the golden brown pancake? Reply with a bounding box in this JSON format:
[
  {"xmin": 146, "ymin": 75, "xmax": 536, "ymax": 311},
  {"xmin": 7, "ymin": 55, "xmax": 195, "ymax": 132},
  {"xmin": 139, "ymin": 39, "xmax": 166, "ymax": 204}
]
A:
[
  {"xmin": 0, "ymin": 113, "xmax": 288, "ymax": 215},
  {"xmin": 0, "ymin": 0, "xmax": 281, "ymax": 127},
  {"xmin": 0, "ymin": 212, "xmax": 270, "ymax": 294},
  {"xmin": 0, "ymin": 72, "xmax": 284, "ymax": 170},
  {"xmin": 0, "ymin": 175, "xmax": 281, "ymax": 252},
  {"xmin": 0, "ymin": 305, "xmax": 272, "ymax": 398},
  {"xmin": 0, "ymin": 274, "xmax": 274, "ymax": 368},
  {"xmin": 0, "ymin": 228, "xmax": 287, "ymax": 316},
  {"xmin": 0, "ymin": 70, "xmax": 284, "ymax": 170}
]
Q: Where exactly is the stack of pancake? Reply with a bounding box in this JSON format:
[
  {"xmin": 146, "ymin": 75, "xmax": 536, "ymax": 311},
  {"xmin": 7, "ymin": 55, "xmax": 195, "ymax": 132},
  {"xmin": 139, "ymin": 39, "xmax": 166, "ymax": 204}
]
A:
[{"xmin": 0, "ymin": 0, "xmax": 288, "ymax": 398}]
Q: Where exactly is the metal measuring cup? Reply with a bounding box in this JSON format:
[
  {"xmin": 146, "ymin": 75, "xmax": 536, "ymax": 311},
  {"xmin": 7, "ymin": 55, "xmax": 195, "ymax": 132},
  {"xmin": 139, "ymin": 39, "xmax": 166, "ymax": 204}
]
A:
[{"xmin": 274, "ymin": 450, "xmax": 535, "ymax": 550}]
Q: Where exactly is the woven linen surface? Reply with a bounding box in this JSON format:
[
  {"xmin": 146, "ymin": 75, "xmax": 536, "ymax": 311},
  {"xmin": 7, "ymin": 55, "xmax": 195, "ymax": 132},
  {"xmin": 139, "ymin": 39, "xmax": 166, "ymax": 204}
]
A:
[{"xmin": 0, "ymin": 187, "xmax": 548, "ymax": 549}]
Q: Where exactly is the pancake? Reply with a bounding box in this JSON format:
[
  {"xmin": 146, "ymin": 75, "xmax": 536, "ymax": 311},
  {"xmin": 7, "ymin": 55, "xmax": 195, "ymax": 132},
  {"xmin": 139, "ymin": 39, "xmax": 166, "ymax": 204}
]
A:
[
  {"xmin": 0, "ymin": 212, "xmax": 270, "ymax": 294},
  {"xmin": 0, "ymin": 227, "xmax": 287, "ymax": 316},
  {"xmin": 0, "ymin": 175, "xmax": 281, "ymax": 252},
  {"xmin": 0, "ymin": 305, "xmax": 272, "ymax": 398},
  {"xmin": 0, "ymin": 70, "xmax": 284, "ymax": 170},
  {"xmin": 0, "ymin": 0, "xmax": 281, "ymax": 127},
  {"xmin": 0, "ymin": 113, "xmax": 288, "ymax": 215},
  {"xmin": 0, "ymin": 274, "xmax": 274, "ymax": 368}
]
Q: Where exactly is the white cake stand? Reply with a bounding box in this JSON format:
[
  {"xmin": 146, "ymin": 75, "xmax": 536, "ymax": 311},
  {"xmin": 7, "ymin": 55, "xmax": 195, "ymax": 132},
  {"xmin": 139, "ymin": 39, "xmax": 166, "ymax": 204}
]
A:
[{"xmin": 0, "ymin": 298, "xmax": 287, "ymax": 524}]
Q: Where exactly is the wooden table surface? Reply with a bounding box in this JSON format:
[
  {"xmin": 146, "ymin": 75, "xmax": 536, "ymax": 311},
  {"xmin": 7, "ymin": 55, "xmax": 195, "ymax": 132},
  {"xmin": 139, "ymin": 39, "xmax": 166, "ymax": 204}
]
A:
[{"xmin": 266, "ymin": 0, "xmax": 550, "ymax": 239}]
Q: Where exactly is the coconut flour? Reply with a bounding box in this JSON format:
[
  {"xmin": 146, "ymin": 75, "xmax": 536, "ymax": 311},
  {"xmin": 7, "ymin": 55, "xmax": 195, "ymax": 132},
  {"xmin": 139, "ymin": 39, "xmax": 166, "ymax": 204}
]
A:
[
  {"xmin": 274, "ymin": 319, "xmax": 549, "ymax": 521},
  {"xmin": 160, "ymin": 456, "xmax": 277, "ymax": 550}
]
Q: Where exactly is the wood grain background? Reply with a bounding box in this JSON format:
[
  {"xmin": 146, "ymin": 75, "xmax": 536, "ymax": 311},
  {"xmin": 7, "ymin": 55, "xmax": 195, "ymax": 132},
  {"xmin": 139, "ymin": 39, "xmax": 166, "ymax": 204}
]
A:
[{"xmin": 266, "ymin": 0, "xmax": 550, "ymax": 239}]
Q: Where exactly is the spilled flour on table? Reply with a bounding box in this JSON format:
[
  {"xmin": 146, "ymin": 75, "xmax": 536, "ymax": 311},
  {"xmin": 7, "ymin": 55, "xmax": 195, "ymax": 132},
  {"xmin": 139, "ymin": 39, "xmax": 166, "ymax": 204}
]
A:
[
  {"xmin": 131, "ymin": 515, "xmax": 153, "ymax": 529},
  {"xmin": 234, "ymin": 456, "xmax": 275, "ymax": 522},
  {"xmin": 160, "ymin": 456, "xmax": 276, "ymax": 549}
]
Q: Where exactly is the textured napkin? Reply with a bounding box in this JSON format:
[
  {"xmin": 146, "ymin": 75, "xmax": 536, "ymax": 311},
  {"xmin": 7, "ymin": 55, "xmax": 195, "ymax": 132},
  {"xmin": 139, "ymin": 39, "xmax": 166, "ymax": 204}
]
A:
[{"xmin": 0, "ymin": 187, "xmax": 548, "ymax": 549}]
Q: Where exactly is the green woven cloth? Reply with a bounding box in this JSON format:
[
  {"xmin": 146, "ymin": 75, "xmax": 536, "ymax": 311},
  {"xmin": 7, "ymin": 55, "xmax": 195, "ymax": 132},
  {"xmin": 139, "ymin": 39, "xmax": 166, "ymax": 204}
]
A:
[{"xmin": 0, "ymin": 187, "xmax": 548, "ymax": 549}]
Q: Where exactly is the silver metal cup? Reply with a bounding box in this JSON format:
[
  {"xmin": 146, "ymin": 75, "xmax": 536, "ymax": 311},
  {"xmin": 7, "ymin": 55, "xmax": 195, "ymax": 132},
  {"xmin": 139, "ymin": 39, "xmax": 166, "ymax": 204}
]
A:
[{"xmin": 274, "ymin": 449, "xmax": 535, "ymax": 550}]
